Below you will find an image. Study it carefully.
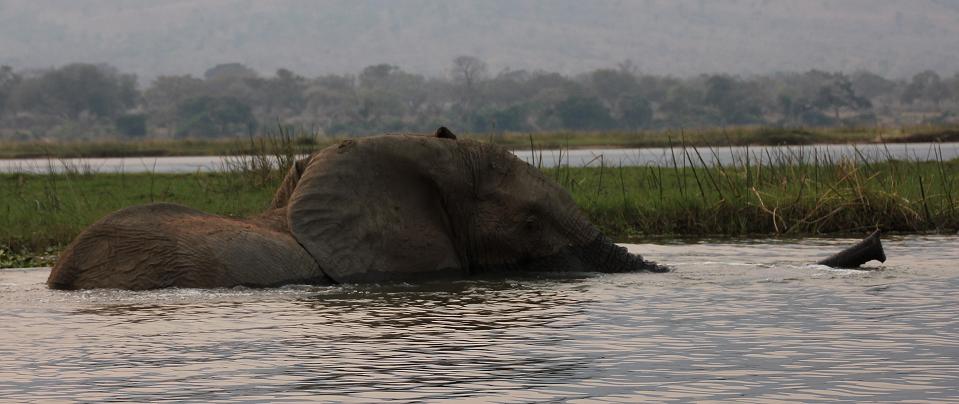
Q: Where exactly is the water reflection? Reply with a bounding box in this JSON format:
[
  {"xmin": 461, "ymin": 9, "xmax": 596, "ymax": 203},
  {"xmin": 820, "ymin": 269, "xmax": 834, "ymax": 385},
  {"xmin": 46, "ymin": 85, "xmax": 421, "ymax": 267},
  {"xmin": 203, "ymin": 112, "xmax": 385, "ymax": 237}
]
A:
[{"xmin": 2, "ymin": 235, "xmax": 958, "ymax": 401}]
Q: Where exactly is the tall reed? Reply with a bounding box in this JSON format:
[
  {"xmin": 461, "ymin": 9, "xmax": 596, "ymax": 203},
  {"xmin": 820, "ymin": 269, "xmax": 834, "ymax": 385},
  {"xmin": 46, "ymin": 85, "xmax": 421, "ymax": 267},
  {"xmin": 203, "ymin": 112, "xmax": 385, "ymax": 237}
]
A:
[{"xmin": 542, "ymin": 139, "xmax": 959, "ymax": 238}]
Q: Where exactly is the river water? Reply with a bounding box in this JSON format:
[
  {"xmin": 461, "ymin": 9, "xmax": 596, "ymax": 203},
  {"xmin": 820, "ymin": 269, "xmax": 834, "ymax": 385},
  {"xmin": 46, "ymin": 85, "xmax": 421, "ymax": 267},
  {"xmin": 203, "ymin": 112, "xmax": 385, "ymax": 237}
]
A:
[
  {"xmin": 2, "ymin": 235, "xmax": 957, "ymax": 402},
  {"xmin": 2, "ymin": 142, "xmax": 958, "ymax": 173}
]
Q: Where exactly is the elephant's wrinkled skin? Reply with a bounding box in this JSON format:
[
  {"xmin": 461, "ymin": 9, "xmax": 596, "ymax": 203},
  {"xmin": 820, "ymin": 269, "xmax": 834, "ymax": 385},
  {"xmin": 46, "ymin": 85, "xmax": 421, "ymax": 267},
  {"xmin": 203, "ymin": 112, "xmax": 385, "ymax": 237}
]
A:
[
  {"xmin": 47, "ymin": 204, "xmax": 329, "ymax": 290},
  {"xmin": 48, "ymin": 130, "xmax": 665, "ymax": 290}
]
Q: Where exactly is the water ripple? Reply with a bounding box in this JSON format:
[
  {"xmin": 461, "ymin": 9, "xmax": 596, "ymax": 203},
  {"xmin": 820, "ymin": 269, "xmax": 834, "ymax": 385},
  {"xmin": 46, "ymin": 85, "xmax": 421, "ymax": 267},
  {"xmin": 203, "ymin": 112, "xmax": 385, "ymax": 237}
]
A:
[{"xmin": 2, "ymin": 235, "xmax": 958, "ymax": 402}]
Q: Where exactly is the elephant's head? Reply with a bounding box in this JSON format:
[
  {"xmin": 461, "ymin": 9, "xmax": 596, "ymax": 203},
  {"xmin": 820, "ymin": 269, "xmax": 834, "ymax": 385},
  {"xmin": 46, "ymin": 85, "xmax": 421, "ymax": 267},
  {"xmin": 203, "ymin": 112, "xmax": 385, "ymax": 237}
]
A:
[{"xmin": 285, "ymin": 131, "xmax": 664, "ymax": 283}]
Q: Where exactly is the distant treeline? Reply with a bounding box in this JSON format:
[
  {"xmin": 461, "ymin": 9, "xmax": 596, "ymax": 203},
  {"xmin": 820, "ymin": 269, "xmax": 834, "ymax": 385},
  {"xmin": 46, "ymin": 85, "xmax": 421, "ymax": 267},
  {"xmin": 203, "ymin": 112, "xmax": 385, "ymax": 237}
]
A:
[{"xmin": 0, "ymin": 57, "xmax": 957, "ymax": 140}]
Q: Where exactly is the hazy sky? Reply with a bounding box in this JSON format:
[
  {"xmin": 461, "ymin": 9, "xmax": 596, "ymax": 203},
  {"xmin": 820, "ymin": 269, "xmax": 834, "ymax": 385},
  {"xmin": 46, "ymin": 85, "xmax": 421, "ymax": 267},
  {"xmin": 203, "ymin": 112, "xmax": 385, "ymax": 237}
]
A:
[{"xmin": 1, "ymin": 0, "xmax": 957, "ymax": 81}]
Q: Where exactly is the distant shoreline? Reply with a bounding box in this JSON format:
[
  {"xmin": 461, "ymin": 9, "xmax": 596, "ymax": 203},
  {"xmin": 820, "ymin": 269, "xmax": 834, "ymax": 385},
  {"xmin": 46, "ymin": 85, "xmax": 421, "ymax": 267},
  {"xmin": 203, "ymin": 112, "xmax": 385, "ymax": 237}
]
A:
[{"xmin": 2, "ymin": 126, "xmax": 959, "ymax": 160}]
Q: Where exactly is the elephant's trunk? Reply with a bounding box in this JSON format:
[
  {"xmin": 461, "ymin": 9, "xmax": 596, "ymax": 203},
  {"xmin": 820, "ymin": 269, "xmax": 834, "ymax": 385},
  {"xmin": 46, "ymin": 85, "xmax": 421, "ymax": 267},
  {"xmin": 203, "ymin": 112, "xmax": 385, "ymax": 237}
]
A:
[
  {"xmin": 559, "ymin": 206, "xmax": 668, "ymax": 273},
  {"xmin": 572, "ymin": 233, "xmax": 669, "ymax": 273}
]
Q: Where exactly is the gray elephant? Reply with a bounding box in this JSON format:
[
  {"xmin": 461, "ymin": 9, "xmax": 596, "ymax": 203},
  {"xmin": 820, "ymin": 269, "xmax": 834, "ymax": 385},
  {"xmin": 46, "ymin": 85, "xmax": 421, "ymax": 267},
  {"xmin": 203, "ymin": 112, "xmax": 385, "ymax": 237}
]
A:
[{"xmin": 47, "ymin": 129, "xmax": 666, "ymax": 290}]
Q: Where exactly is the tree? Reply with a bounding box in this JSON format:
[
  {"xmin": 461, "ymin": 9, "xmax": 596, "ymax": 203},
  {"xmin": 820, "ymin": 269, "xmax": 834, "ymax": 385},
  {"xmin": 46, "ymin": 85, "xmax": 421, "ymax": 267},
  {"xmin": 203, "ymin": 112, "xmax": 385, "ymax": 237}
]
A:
[
  {"xmin": 357, "ymin": 89, "xmax": 403, "ymax": 124},
  {"xmin": 590, "ymin": 69, "xmax": 638, "ymax": 109},
  {"xmin": 554, "ymin": 96, "xmax": 614, "ymax": 130},
  {"xmin": 359, "ymin": 64, "xmax": 399, "ymax": 88},
  {"xmin": 813, "ymin": 74, "xmax": 871, "ymax": 121},
  {"xmin": 516, "ymin": 71, "xmax": 584, "ymax": 129},
  {"xmin": 144, "ymin": 75, "xmax": 206, "ymax": 131},
  {"xmin": 659, "ymin": 83, "xmax": 712, "ymax": 127},
  {"xmin": 0, "ymin": 65, "xmax": 20, "ymax": 116},
  {"xmin": 703, "ymin": 75, "xmax": 764, "ymax": 125},
  {"xmin": 303, "ymin": 74, "xmax": 358, "ymax": 130},
  {"xmin": 472, "ymin": 104, "xmax": 530, "ymax": 132},
  {"xmin": 850, "ymin": 70, "xmax": 897, "ymax": 99},
  {"xmin": 619, "ymin": 94, "xmax": 653, "ymax": 129},
  {"xmin": 115, "ymin": 114, "xmax": 147, "ymax": 137},
  {"xmin": 352, "ymin": 64, "xmax": 432, "ymax": 131},
  {"xmin": 450, "ymin": 55, "xmax": 487, "ymax": 93},
  {"xmin": 902, "ymin": 70, "xmax": 951, "ymax": 108},
  {"xmin": 484, "ymin": 69, "xmax": 531, "ymax": 105},
  {"xmin": 358, "ymin": 64, "xmax": 428, "ymax": 113},
  {"xmin": 204, "ymin": 63, "xmax": 259, "ymax": 81},
  {"xmin": 261, "ymin": 68, "xmax": 306, "ymax": 116},
  {"xmin": 14, "ymin": 63, "xmax": 137, "ymax": 120},
  {"xmin": 448, "ymin": 56, "xmax": 489, "ymax": 123},
  {"xmin": 635, "ymin": 74, "xmax": 676, "ymax": 104},
  {"xmin": 950, "ymin": 73, "xmax": 959, "ymax": 103},
  {"xmin": 176, "ymin": 96, "xmax": 257, "ymax": 137},
  {"xmin": 779, "ymin": 94, "xmax": 834, "ymax": 126}
]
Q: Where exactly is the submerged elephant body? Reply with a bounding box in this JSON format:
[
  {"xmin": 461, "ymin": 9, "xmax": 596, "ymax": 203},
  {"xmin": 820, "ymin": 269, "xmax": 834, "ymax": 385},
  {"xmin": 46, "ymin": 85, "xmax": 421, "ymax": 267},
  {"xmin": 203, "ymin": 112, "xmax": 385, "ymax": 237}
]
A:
[
  {"xmin": 48, "ymin": 204, "xmax": 327, "ymax": 290},
  {"xmin": 49, "ymin": 131, "xmax": 664, "ymax": 290}
]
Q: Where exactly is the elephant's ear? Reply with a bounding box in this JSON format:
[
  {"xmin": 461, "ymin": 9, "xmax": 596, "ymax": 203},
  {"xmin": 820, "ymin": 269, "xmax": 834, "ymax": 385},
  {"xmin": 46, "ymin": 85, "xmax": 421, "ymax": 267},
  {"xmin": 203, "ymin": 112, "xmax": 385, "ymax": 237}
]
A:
[{"xmin": 287, "ymin": 139, "xmax": 464, "ymax": 283}]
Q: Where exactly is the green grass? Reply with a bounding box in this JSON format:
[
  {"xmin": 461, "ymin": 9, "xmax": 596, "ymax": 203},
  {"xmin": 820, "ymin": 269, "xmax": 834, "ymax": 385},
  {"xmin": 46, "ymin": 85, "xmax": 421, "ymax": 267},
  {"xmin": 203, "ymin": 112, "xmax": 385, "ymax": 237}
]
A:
[
  {"xmin": 2, "ymin": 143, "xmax": 958, "ymax": 267},
  {"xmin": 3, "ymin": 125, "xmax": 959, "ymax": 159},
  {"xmin": 547, "ymin": 160, "xmax": 958, "ymax": 239},
  {"xmin": 0, "ymin": 170, "xmax": 280, "ymax": 266}
]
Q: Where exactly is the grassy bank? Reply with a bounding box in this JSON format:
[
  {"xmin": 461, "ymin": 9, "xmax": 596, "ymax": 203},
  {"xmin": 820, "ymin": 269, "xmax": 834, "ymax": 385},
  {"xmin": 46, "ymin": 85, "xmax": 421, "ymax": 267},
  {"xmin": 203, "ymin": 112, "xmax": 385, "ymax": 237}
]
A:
[
  {"xmin": 555, "ymin": 158, "xmax": 958, "ymax": 239},
  {"xmin": 2, "ymin": 146, "xmax": 958, "ymax": 267},
  {"xmin": 0, "ymin": 170, "xmax": 279, "ymax": 267},
  {"xmin": 3, "ymin": 125, "xmax": 959, "ymax": 159}
]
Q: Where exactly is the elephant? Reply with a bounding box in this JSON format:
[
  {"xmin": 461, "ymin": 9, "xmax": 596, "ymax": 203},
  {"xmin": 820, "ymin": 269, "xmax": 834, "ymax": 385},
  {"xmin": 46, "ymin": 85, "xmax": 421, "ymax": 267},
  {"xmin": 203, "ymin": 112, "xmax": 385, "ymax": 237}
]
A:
[{"xmin": 47, "ymin": 128, "xmax": 668, "ymax": 290}]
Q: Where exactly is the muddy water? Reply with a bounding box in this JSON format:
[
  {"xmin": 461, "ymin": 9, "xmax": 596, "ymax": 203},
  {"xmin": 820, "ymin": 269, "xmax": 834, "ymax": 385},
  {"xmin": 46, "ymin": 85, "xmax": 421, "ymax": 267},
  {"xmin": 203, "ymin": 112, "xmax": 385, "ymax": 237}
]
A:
[{"xmin": 2, "ymin": 236, "xmax": 958, "ymax": 402}]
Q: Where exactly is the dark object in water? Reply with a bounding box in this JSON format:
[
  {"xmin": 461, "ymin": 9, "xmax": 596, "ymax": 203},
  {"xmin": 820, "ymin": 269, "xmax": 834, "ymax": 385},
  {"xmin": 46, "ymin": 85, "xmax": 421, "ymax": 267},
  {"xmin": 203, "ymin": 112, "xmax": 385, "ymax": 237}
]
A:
[{"xmin": 817, "ymin": 230, "xmax": 886, "ymax": 268}]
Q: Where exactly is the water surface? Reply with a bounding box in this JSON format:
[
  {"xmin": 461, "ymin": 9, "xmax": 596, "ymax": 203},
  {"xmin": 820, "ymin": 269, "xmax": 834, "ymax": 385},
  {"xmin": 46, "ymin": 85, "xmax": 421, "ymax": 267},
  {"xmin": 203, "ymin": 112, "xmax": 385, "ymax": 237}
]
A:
[
  {"xmin": 2, "ymin": 235, "xmax": 958, "ymax": 402},
  {"xmin": 2, "ymin": 142, "xmax": 957, "ymax": 173}
]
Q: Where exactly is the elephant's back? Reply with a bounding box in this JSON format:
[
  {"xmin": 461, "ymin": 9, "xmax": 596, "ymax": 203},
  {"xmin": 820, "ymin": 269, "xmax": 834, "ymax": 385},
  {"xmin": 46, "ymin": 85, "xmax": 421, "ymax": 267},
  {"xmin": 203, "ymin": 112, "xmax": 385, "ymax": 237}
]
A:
[
  {"xmin": 48, "ymin": 203, "xmax": 323, "ymax": 290},
  {"xmin": 49, "ymin": 203, "xmax": 213, "ymax": 289}
]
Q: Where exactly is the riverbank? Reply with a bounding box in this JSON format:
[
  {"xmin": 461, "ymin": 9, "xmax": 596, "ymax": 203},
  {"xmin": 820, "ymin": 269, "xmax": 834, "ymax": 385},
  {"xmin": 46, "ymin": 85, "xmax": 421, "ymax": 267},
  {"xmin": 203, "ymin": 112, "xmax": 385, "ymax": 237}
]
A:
[
  {"xmin": 3, "ymin": 151, "xmax": 957, "ymax": 267},
  {"xmin": 3, "ymin": 125, "xmax": 959, "ymax": 159}
]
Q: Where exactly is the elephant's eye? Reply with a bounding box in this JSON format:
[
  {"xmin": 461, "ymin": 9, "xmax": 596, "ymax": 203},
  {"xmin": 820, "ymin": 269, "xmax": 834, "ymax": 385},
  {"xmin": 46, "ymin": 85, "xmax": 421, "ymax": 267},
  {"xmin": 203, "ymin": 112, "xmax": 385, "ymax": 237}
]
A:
[{"xmin": 524, "ymin": 215, "xmax": 539, "ymax": 228}]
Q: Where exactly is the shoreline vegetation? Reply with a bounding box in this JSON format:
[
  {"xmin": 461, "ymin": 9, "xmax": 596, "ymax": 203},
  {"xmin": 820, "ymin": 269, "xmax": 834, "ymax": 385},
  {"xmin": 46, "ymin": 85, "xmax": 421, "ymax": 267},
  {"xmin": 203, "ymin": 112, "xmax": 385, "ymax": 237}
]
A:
[
  {"xmin": 2, "ymin": 128, "xmax": 958, "ymax": 268},
  {"xmin": 2, "ymin": 125, "xmax": 959, "ymax": 160}
]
